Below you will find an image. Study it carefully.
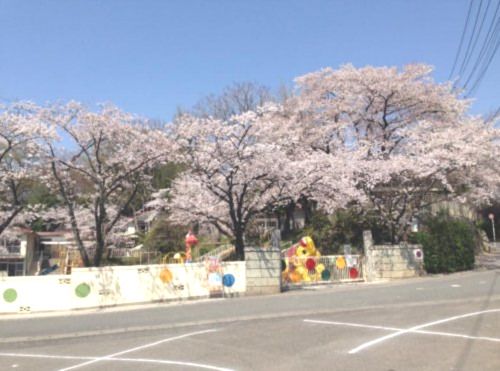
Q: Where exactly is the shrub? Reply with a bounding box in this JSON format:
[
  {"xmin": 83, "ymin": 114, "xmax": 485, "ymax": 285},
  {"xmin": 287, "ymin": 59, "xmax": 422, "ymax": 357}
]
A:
[
  {"xmin": 411, "ymin": 212, "xmax": 476, "ymax": 273},
  {"xmin": 298, "ymin": 210, "xmax": 363, "ymax": 254},
  {"xmin": 142, "ymin": 218, "xmax": 187, "ymax": 254}
]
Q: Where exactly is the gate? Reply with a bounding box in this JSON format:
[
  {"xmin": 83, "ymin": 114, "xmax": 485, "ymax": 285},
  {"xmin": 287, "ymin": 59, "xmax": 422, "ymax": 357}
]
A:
[{"xmin": 281, "ymin": 254, "xmax": 364, "ymax": 288}]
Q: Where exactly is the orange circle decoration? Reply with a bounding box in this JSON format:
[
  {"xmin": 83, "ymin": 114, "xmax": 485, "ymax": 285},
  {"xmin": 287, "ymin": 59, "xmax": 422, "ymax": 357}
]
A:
[
  {"xmin": 336, "ymin": 257, "xmax": 346, "ymax": 269},
  {"xmin": 289, "ymin": 271, "xmax": 302, "ymax": 283},
  {"xmin": 349, "ymin": 267, "xmax": 359, "ymax": 279},
  {"xmin": 159, "ymin": 268, "xmax": 173, "ymax": 283}
]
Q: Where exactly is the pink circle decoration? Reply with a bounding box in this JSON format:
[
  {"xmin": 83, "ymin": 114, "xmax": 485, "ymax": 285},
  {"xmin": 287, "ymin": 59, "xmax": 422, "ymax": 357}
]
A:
[
  {"xmin": 286, "ymin": 246, "xmax": 297, "ymax": 257},
  {"xmin": 305, "ymin": 258, "xmax": 316, "ymax": 271},
  {"xmin": 349, "ymin": 267, "xmax": 359, "ymax": 279}
]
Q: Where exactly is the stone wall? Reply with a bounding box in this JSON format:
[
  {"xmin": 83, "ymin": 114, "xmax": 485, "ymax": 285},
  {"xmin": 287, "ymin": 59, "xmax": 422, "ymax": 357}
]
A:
[
  {"xmin": 245, "ymin": 246, "xmax": 281, "ymax": 295},
  {"xmin": 363, "ymin": 230, "xmax": 424, "ymax": 281}
]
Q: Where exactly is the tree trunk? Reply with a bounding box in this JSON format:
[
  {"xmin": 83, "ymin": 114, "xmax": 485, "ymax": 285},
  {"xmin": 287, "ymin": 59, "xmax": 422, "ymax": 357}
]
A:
[
  {"xmin": 93, "ymin": 229, "xmax": 105, "ymax": 267},
  {"xmin": 0, "ymin": 206, "xmax": 23, "ymax": 236},
  {"xmin": 282, "ymin": 201, "xmax": 295, "ymax": 236},
  {"xmin": 234, "ymin": 229, "xmax": 245, "ymax": 261},
  {"xmin": 390, "ymin": 223, "xmax": 398, "ymax": 244},
  {"xmin": 299, "ymin": 197, "xmax": 313, "ymax": 225},
  {"xmin": 49, "ymin": 156, "xmax": 91, "ymax": 267},
  {"xmin": 93, "ymin": 198, "xmax": 107, "ymax": 267}
]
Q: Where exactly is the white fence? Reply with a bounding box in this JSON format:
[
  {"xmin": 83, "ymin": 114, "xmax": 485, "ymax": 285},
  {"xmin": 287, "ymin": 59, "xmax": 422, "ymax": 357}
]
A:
[{"xmin": 0, "ymin": 261, "xmax": 245, "ymax": 314}]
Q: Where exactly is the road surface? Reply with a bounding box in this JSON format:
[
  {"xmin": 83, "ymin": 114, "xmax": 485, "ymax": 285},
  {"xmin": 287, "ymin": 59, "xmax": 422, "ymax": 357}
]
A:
[{"xmin": 1, "ymin": 269, "xmax": 499, "ymax": 371}]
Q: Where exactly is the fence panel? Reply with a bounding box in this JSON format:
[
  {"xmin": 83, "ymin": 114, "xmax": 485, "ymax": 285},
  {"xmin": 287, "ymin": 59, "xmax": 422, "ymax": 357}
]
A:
[{"xmin": 281, "ymin": 255, "xmax": 363, "ymax": 287}]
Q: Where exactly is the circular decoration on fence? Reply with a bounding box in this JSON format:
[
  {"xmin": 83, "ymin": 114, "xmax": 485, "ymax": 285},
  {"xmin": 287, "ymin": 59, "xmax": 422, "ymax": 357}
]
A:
[
  {"xmin": 316, "ymin": 263, "xmax": 325, "ymax": 274},
  {"xmin": 286, "ymin": 246, "xmax": 297, "ymax": 257},
  {"xmin": 160, "ymin": 268, "xmax": 173, "ymax": 283},
  {"xmin": 3, "ymin": 288, "xmax": 17, "ymax": 303},
  {"xmin": 289, "ymin": 271, "xmax": 301, "ymax": 283},
  {"xmin": 281, "ymin": 259, "xmax": 287, "ymax": 272},
  {"xmin": 222, "ymin": 274, "xmax": 235, "ymax": 287},
  {"xmin": 349, "ymin": 267, "xmax": 359, "ymax": 279},
  {"xmin": 305, "ymin": 258, "xmax": 316, "ymax": 271},
  {"xmin": 295, "ymin": 266, "xmax": 306, "ymax": 276},
  {"xmin": 336, "ymin": 256, "xmax": 346, "ymax": 269},
  {"xmin": 321, "ymin": 269, "xmax": 331, "ymax": 281},
  {"xmin": 75, "ymin": 283, "xmax": 91, "ymax": 298}
]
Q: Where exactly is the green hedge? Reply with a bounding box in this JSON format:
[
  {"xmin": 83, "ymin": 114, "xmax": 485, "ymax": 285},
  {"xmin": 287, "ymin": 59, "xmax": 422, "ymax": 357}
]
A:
[{"xmin": 411, "ymin": 212, "xmax": 475, "ymax": 273}]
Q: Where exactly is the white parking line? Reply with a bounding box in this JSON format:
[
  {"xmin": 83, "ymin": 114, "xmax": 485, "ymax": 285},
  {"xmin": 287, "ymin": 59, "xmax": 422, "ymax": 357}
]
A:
[
  {"xmin": 304, "ymin": 319, "xmax": 500, "ymax": 343},
  {"xmin": 0, "ymin": 352, "xmax": 234, "ymax": 371},
  {"xmin": 58, "ymin": 328, "xmax": 219, "ymax": 371},
  {"xmin": 0, "ymin": 353, "xmax": 94, "ymax": 361},
  {"xmin": 305, "ymin": 319, "xmax": 402, "ymax": 332},
  {"xmin": 348, "ymin": 309, "xmax": 500, "ymax": 354}
]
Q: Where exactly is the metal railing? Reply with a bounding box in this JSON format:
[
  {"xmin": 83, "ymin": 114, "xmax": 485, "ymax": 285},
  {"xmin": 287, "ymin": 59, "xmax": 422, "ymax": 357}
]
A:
[
  {"xmin": 195, "ymin": 244, "xmax": 234, "ymax": 262},
  {"xmin": 281, "ymin": 255, "xmax": 363, "ymax": 286},
  {"xmin": 0, "ymin": 244, "xmax": 21, "ymax": 256}
]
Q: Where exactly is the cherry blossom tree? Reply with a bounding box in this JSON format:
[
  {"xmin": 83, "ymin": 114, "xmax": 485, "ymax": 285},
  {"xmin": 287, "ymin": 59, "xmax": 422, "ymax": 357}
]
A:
[
  {"xmin": 352, "ymin": 118, "xmax": 500, "ymax": 240},
  {"xmin": 45, "ymin": 102, "xmax": 171, "ymax": 266},
  {"xmin": 0, "ymin": 102, "xmax": 56, "ymax": 237},
  {"xmin": 169, "ymin": 108, "xmax": 294, "ymax": 260},
  {"xmin": 291, "ymin": 64, "xmax": 500, "ymax": 241}
]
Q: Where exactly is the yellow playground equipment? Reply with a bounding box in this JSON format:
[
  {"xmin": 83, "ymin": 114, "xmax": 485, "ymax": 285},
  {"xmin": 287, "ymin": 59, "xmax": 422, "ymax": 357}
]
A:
[
  {"xmin": 162, "ymin": 251, "xmax": 187, "ymax": 264},
  {"xmin": 282, "ymin": 236, "xmax": 326, "ymax": 283}
]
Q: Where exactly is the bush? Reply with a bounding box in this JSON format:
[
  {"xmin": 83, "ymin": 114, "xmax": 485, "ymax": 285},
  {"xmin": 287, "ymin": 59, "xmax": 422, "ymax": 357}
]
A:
[
  {"xmin": 411, "ymin": 212, "xmax": 476, "ymax": 273},
  {"xmin": 300, "ymin": 209, "xmax": 371, "ymax": 254},
  {"xmin": 142, "ymin": 218, "xmax": 187, "ymax": 255}
]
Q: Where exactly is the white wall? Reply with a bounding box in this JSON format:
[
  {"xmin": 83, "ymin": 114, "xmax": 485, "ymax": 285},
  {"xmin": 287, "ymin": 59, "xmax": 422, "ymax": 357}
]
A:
[{"xmin": 0, "ymin": 262, "xmax": 246, "ymax": 314}]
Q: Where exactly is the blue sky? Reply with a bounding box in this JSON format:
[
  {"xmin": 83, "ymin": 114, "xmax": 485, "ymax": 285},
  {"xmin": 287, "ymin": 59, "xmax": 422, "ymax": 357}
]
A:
[{"xmin": 0, "ymin": 0, "xmax": 498, "ymax": 121}]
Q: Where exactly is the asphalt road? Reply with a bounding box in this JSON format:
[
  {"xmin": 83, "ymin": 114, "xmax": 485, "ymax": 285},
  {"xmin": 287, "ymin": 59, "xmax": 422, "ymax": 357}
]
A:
[{"xmin": 1, "ymin": 269, "xmax": 499, "ymax": 371}]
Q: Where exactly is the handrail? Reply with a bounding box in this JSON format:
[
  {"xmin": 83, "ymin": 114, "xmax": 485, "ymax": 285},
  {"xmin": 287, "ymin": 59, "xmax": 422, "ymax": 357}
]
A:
[{"xmin": 195, "ymin": 243, "xmax": 234, "ymax": 262}]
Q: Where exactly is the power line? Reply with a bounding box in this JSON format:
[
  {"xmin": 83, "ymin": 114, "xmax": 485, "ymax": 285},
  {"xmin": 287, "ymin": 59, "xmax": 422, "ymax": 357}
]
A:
[
  {"xmin": 449, "ymin": 0, "xmax": 476, "ymax": 80},
  {"xmin": 460, "ymin": 0, "xmax": 493, "ymax": 81},
  {"xmin": 464, "ymin": 20, "xmax": 500, "ymax": 94},
  {"xmin": 449, "ymin": 0, "xmax": 500, "ymax": 97},
  {"xmin": 458, "ymin": 0, "xmax": 484, "ymax": 78},
  {"xmin": 467, "ymin": 27, "xmax": 500, "ymax": 96},
  {"xmin": 462, "ymin": 1, "xmax": 500, "ymax": 89}
]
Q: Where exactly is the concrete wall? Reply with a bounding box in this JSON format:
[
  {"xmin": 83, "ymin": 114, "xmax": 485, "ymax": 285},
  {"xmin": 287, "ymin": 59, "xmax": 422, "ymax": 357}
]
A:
[
  {"xmin": 363, "ymin": 230, "xmax": 424, "ymax": 281},
  {"xmin": 245, "ymin": 247, "xmax": 281, "ymax": 295},
  {"xmin": 0, "ymin": 261, "xmax": 245, "ymax": 314}
]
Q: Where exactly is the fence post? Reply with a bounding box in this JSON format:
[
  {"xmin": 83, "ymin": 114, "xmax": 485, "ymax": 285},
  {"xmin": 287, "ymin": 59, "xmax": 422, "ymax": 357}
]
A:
[
  {"xmin": 271, "ymin": 229, "xmax": 281, "ymax": 250},
  {"xmin": 363, "ymin": 230, "xmax": 374, "ymax": 282},
  {"xmin": 245, "ymin": 246, "xmax": 281, "ymax": 295}
]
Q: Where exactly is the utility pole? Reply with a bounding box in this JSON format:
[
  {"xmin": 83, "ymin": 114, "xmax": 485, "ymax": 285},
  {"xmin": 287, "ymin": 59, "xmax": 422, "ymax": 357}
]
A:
[{"xmin": 489, "ymin": 213, "xmax": 496, "ymax": 243}]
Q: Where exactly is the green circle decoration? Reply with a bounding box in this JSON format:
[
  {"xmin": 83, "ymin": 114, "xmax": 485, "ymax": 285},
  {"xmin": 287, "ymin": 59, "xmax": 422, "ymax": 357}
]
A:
[
  {"xmin": 321, "ymin": 269, "xmax": 331, "ymax": 281},
  {"xmin": 3, "ymin": 288, "xmax": 17, "ymax": 303},
  {"xmin": 75, "ymin": 283, "xmax": 91, "ymax": 298}
]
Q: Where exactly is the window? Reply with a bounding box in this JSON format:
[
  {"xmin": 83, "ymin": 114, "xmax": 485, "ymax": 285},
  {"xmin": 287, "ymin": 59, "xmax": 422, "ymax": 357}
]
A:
[{"xmin": 0, "ymin": 261, "xmax": 24, "ymax": 276}]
